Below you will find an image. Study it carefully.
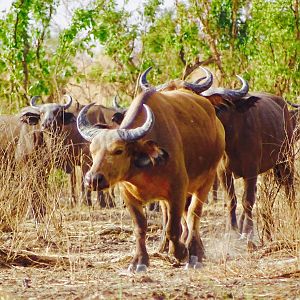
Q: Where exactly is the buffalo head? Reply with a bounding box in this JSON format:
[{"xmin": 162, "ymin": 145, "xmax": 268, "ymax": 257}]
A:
[
  {"xmin": 29, "ymin": 95, "xmax": 75, "ymax": 131},
  {"xmin": 77, "ymin": 103, "xmax": 168, "ymax": 190},
  {"xmin": 139, "ymin": 66, "xmax": 213, "ymax": 93}
]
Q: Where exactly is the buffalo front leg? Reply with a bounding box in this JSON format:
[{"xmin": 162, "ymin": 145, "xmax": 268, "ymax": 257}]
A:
[
  {"xmin": 219, "ymin": 170, "xmax": 238, "ymax": 230},
  {"xmin": 166, "ymin": 193, "xmax": 188, "ymax": 263},
  {"xmin": 123, "ymin": 191, "xmax": 149, "ymax": 271},
  {"xmin": 239, "ymin": 177, "xmax": 257, "ymax": 239},
  {"xmin": 98, "ymin": 190, "xmax": 106, "ymax": 208},
  {"xmin": 70, "ymin": 171, "xmax": 77, "ymax": 207},
  {"xmin": 81, "ymin": 175, "xmax": 92, "ymax": 206}
]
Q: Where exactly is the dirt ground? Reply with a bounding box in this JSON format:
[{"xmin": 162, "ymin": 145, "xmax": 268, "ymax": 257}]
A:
[{"xmin": 0, "ymin": 200, "xmax": 299, "ymax": 300}]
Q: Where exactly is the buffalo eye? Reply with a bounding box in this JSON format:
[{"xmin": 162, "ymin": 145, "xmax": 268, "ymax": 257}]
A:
[{"xmin": 112, "ymin": 149, "xmax": 124, "ymax": 155}]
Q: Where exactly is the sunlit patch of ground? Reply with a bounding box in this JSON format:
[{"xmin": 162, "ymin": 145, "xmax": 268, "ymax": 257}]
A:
[{"xmin": 0, "ymin": 199, "xmax": 299, "ymax": 300}]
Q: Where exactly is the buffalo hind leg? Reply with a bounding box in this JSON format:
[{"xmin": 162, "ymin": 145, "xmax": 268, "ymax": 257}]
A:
[
  {"xmin": 98, "ymin": 191, "xmax": 116, "ymax": 208},
  {"xmin": 185, "ymin": 175, "xmax": 215, "ymax": 266},
  {"xmin": 274, "ymin": 161, "xmax": 295, "ymax": 207},
  {"xmin": 158, "ymin": 195, "xmax": 191, "ymax": 254},
  {"xmin": 158, "ymin": 201, "xmax": 169, "ymax": 253},
  {"xmin": 212, "ymin": 177, "xmax": 219, "ymax": 202}
]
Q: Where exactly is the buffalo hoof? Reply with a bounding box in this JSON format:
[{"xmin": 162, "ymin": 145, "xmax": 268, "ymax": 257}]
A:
[
  {"xmin": 239, "ymin": 233, "xmax": 247, "ymax": 240},
  {"xmin": 239, "ymin": 230, "xmax": 254, "ymax": 241},
  {"xmin": 184, "ymin": 255, "xmax": 203, "ymax": 270},
  {"xmin": 136, "ymin": 264, "xmax": 147, "ymax": 273},
  {"xmin": 170, "ymin": 242, "xmax": 188, "ymax": 262},
  {"xmin": 127, "ymin": 263, "xmax": 148, "ymax": 273}
]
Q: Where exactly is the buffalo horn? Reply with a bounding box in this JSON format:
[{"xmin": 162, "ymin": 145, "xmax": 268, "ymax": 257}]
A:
[
  {"xmin": 63, "ymin": 94, "xmax": 73, "ymax": 109},
  {"xmin": 113, "ymin": 95, "xmax": 121, "ymax": 109},
  {"xmin": 193, "ymin": 76, "xmax": 206, "ymax": 84},
  {"xmin": 117, "ymin": 104, "xmax": 155, "ymax": 142},
  {"xmin": 139, "ymin": 67, "xmax": 153, "ymax": 91},
  {"xmin": 183, "ymin": 67, "xmax": 213, "ymax": 94},
  {"xmin": 77, "ymin": 103, "xmax": 101, "ymax": 142},
  {"xmin": 222, "ymin": 75, "xmax": 249, "ymax": 100},
  {"xmin": 287, "ymin": 101, "xmax": 300, "ymax": 109},
  {"xmin": 30, "ymin": 96, "xmax": 41, "ymax": 108}
]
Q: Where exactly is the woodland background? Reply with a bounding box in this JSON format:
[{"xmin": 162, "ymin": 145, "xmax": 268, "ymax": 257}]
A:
[{"xmin": 0, "ymin": 0, "xmax": 299, "ymax": 112}]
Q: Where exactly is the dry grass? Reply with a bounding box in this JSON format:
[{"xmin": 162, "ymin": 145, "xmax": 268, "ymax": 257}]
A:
[{"xmin": 0, "ymin": 132, "xmax": 299, "ymax": 299}]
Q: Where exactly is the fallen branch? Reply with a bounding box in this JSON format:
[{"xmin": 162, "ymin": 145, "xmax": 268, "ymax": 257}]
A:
[
  {"xmin": 0, "ymin": 248, "xmax": 70, "ymax": 267},
  {"xmin": 268, "ymin": 270, "xmax": 300, "ymax": 279}
]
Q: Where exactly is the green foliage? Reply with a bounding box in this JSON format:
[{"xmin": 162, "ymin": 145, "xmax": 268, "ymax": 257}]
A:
[
  {"xmin": 0, "ymin": 0, "xmax": 299, "ymax": 112},
  {"xmin": 0, "ymin": 0, "xmax": 59, "ymax": 110}
]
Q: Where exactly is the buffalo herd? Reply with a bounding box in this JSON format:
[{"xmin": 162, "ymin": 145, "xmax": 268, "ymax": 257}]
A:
[{"xmin": 0, "ymin": 67, "xmax": 298, "ymax": 271}]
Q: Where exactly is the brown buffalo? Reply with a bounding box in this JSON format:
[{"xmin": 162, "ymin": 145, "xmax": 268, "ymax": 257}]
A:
[
  {"xmin": 198, "ymin": 77, "xmax": 295, "ymax": 240},
  {"xmin": 0, "ymin": 106, "xmax": 45, "ymax": 164},
  {"xmin": 0, "ymin": 108, "xmax": 48, "ymax": 220},
  {"xmin": 139, "ymin": 69, "xmax": 252, "ymax": 252},
  {"xmin": 0, "ymin": 115, "xmax": 23, "ymax": 161},
  {"xmin": 77, "ymin": 67, "xmax": 225, "ymax": 271},
  {"xmin": 20, "ymin": 95, "xmax": 123, "ymax": 207}
]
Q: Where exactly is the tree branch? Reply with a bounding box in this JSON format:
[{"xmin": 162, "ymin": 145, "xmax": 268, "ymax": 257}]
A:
[{"xmin": 182, "ymin": 56, "xmax": 215, "ymax": 79}]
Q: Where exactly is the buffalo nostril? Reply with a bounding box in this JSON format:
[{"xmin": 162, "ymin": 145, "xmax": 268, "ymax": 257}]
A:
[
  {"xmin": 84, "ymin": 173, "xmax": 105, "ymax": 189},
  {"xmin": 95, "ymin": 174, "xmax": 104, "ymax": 183}
]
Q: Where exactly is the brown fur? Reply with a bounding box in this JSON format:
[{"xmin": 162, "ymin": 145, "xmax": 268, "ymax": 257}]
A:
[
  {"xmin": 20, "ymin": 102, "xmax": 121, "ymax": 207},
  {"xmin": 84, "ymin": 88, "xmax": 225, "ymax": 268},
  {"xmin": 0, "ymin": 109, "xmax": 47, "ymax": 220},
  {"xmin": 203, "ymin": 92, "xmax": 294, "ymax": 238}
]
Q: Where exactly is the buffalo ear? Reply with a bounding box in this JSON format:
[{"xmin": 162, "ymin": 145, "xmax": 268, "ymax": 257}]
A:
[
  {"xmin": 111, "ymin": 111, "xmax": 126, "ymax": 125},
  {"xmin": 234, "ymin": 96, "xmax": 260, "ymax": 113},
  {"xmin": 20, "ymin": 112, "xmax": 40, "ymax": 125},
  {"xmin": 133, "ymin": 152, "xmax": 152, "ymax": 168},
  {"xmin": 133, "ymin": 140, "xmax": 169, "ymax": 169},
  {"xmin": 62, "ymin": 112, "xmax": 76, "ymax": 124}
]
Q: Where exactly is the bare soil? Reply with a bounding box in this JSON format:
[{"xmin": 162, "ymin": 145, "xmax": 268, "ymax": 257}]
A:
[{"xmin": 0, "ymin": 202, "xmax": 299, "ymax": 300}]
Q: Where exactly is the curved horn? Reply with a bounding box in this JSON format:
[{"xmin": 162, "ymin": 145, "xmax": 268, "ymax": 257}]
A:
[
  {"xmin": 117, "ymin": 104, "xmax": 155, "ymax": 141},
  {"xmin": 139, "ymin": 67, "xmax": 153, "ymax": 91},
  {"xmin": 113, "ymin": 95, "xmax": 121, "ymax": 109},
  {"xmin": 183, "ymin": 67, "xmax": 213, "ymax": 94},
  {"xmin": 222, "ymin": 75, "xmax": 249, "ymax": 100},
  {"xmin": 77, "ymin": 103, "xmax": 101, "ymax": 142},
  {"xmin": 63, "ymin": 94, "xmax": 73, "ymax": 109},
  {"xmin": 287, "ymin": 101, "xmax": 300, "ymax": 109},
  {"xmin": 193, "ymin": 76, "xmax": 206, "ymax": 84},
  {"xmin": 30, "ymin": 96, "xmax": 41, "ymax": 108}
]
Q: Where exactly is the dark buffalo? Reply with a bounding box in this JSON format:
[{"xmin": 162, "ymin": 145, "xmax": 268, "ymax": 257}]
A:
[
  {"xmin": 198, "ymin": 76, "xmax": 295, "ymax": 240},
  {"xmin": 20, "ymin": 95, "xmax": 123, "ymax": 207},
  {"xmin": 287, "ymin": 101, "xmax": 300, "ymax": 142},
  {"xmin": 77, "ymin": 67, "xmax": 225, "ymax": 271}
]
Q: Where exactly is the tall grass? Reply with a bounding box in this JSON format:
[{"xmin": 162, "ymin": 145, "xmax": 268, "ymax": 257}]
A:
[
  {"xmin": 0, "ymin": 125, "xmax": 299, "ymax": 267},
  {"xmin": 256, "ymin": 138, "xmax": 300, "ymax": 254},
  {"xmin": 0, "ymin": 132, "xmax": 70, "ymax": 262}
]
